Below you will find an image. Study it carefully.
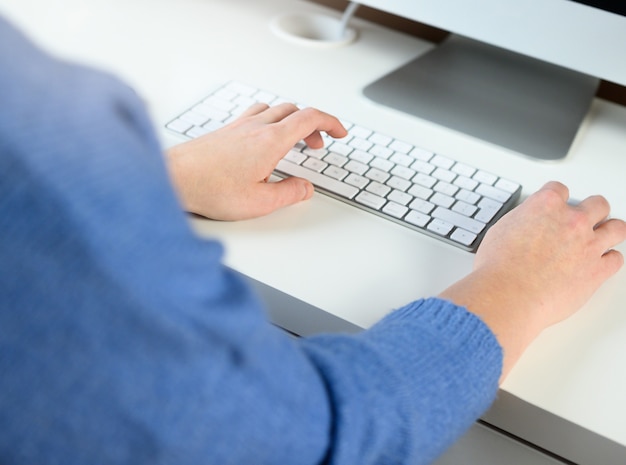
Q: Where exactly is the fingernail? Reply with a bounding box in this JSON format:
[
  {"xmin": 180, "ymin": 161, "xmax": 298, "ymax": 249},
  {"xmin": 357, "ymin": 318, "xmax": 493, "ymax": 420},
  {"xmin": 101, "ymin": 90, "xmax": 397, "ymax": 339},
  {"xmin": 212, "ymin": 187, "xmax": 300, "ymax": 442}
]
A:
[{"xmin": 303, "ymin": 181, "xmax": 313, "ymax": 200}]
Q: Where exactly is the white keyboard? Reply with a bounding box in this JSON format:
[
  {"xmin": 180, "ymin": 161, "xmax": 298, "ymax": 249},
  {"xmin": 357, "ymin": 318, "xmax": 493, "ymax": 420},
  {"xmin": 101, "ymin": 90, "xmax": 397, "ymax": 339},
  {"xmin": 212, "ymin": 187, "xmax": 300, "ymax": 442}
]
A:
[{"xmin": 166, "ymin": 81, "xmax": 522, "ymax": 252}]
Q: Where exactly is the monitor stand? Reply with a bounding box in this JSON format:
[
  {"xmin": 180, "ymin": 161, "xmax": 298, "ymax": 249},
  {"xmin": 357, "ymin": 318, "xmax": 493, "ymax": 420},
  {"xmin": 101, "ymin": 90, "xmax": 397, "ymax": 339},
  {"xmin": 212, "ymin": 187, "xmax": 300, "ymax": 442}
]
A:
[{"xmin": 363, "ymin": 35, "xmax": 599, "ymax": 161}]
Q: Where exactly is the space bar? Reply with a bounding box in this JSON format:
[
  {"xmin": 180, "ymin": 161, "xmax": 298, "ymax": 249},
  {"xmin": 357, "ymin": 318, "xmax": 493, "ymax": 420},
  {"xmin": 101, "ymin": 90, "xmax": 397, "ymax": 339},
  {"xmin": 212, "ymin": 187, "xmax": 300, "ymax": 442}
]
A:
[{"xmin": 276, "ymin": 159, "xmax": 359, "ymax": 199}]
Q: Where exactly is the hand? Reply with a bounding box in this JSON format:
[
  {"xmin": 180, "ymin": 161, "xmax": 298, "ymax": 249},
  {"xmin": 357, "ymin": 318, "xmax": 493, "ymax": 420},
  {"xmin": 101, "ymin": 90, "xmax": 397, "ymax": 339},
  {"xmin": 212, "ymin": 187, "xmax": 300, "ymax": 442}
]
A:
[
  {"xmin": 166, "ymin": 103, "xmax": 347, "ymax": 220},
  {"xmin": 439, "ymin": 181, "xmax": 626, "ymax": 381}
]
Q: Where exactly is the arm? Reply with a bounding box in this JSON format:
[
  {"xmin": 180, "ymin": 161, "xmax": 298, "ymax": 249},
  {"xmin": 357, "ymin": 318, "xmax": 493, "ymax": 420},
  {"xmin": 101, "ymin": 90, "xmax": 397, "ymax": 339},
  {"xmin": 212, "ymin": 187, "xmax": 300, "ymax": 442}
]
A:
[
  {"xmin": 167, "ymin": 107, "xmax": 626, "ymax": 383},
  {"xmin": 3, "ymin": 15, "xmax": 625, "ymax": 465},
  {"xmin": 0, "ymin": 27, "xmax": 495, "ymax": 465},
  {"xmin": 164, "ymin": 104, "xmax": 626, "ymax": 460},
  {"xmin": 164, "ymin": 104, "xmax": 626, "ymax": 459}
]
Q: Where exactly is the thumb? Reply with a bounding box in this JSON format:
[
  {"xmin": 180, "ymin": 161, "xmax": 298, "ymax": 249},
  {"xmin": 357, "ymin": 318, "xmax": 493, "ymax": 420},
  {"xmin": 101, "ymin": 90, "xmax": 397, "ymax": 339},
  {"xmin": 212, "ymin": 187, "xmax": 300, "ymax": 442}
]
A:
[{"xmin": 260, "ymin": 176, "xmax": 314, "ymax": 213}]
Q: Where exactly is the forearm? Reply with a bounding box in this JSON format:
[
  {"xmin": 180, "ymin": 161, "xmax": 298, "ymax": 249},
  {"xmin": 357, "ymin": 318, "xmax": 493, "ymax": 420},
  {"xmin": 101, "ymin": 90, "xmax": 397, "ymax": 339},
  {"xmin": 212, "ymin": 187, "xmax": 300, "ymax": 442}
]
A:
[
  {"xmin": 301, "ymin": 298, "xmax": 502, "ymax": 465},
  {"xmin": 438, "ymin": 269, "xmax": 542, "ymax": 382}
]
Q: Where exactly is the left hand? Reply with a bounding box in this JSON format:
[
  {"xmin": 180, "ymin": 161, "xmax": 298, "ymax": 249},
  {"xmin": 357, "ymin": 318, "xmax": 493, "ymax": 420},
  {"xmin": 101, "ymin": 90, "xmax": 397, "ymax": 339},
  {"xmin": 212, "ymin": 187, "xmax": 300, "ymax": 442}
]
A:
[{"xmin": 166, "ymin": 103, "xmax": 347, "ymax": 220}]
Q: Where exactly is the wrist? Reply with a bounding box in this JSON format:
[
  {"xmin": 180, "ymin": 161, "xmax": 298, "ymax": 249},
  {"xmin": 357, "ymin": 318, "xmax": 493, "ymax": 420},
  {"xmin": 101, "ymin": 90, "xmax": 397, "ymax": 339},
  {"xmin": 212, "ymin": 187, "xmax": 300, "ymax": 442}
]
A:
[{"xmin": 438, "ymin": 268, "xmax": 545, "ymax": 381}]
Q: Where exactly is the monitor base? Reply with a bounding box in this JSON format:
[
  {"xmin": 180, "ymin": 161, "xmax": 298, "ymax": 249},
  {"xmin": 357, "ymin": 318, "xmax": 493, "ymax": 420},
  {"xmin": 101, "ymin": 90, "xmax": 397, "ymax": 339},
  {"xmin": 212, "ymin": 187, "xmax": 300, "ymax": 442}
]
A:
[{"xmin": 363, "ymin": 35, "xmax": 599, "ymax": 161}]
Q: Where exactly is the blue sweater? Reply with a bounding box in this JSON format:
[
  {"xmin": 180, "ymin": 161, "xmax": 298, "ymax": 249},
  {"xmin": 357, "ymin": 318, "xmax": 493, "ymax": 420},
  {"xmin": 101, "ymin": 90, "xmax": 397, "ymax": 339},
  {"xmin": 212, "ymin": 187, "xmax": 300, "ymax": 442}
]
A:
[{"xmin": 0, "ymin": 17, "xmax": 502, "ymax": 465}]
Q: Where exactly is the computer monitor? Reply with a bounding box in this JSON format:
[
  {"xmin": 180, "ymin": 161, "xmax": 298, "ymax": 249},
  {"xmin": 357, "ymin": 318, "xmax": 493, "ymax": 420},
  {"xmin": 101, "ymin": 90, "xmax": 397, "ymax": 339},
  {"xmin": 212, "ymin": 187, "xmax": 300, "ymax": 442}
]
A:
[{"xmin": 359, "ymin": 0, "xmax": 626, "ymax": 160}]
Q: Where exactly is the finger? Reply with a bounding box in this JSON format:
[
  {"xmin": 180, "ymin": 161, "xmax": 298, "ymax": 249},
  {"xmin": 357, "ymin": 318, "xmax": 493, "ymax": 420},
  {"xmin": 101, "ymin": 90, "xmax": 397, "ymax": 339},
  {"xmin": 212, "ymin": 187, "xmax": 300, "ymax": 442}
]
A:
[
  {"xmin": 256, "ymin": 176, "xmax": 314, "ymax": 215},
  {"xmin": 279, "ymin": 107, "xmax": 348, "ymax": 142},
  {"xmin": 600, "ymin": 249, "xmax": 625, "ymax": 279},
  {"xmin": 593, "ymin": 217, "xmax": 626, "ymax": 251},
  {"xmin": 538, "ymin": 181, "xmax": 569, "ymax": 203},
  {"xmin": 576, "ymin": 195, "xmax": 611, "ymax": 227},
  {"xmin": 239, "ymin": 102, "xmax": 270, "ymax": 118},
  {"xmin": 253, "ymin": 102, "xmax": 300, "ymax": 123},
  {"xmin": 302, "ymin": 131, "xmax": 325, "ymax": 149}
]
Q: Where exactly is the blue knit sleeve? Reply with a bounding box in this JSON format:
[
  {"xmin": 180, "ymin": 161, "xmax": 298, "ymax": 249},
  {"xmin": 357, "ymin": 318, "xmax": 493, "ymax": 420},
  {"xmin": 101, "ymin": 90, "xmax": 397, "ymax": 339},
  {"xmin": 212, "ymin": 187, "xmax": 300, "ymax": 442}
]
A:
[
  {"xmin": 301, "ymin": 298, "xmax": 502, "ymax": 465},
  {"xmin": 0, "ymin": 16, "xmax": 501, "ymax": 465}
]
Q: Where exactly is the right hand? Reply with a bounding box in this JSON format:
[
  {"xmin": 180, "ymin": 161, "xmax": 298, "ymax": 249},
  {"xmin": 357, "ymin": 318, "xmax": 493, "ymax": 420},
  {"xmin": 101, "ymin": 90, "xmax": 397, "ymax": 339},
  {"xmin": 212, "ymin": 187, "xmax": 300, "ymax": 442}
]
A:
[
  {"xmin": 476, "ymin": 181, "xmax": 626, "ymax": 329},
  {"xmin": 439, "ymin": 181, "xmax": 626, "ymax": 380}
]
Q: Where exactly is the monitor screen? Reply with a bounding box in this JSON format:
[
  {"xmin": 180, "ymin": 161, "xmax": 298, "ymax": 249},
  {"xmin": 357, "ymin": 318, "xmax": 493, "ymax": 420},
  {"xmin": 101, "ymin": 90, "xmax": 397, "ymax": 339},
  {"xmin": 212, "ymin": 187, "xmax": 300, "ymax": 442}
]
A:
[
  {"xmin": 572, "ymin": 1, "xmax": 626, "ymax": 16},
  {"xmin": 358, "ymin": 0, "xmax": 626, "ymax": 160}
]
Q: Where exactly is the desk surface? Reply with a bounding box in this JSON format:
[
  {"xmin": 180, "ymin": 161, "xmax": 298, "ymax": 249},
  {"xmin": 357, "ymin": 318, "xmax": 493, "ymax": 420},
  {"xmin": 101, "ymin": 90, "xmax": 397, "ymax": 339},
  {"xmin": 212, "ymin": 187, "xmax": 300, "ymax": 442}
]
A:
[{"xmin": 2, "ymin": 0, "xmax": 625, "ymax": 460}]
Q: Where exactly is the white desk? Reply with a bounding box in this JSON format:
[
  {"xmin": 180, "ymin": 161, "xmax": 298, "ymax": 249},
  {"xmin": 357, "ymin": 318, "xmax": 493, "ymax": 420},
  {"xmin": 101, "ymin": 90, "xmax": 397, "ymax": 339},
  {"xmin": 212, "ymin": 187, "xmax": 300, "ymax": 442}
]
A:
[{"xmin": 2, "ymin": 0, "xmax": 625, "ymax": 462}]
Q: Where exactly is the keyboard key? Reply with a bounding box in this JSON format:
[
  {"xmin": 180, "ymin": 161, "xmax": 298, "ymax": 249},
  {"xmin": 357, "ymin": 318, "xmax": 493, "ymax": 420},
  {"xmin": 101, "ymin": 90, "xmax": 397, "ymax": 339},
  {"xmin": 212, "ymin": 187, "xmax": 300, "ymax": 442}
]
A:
[
  {"xmin": 369, "ymin": 145, "xmax": 394, "ymax": 159},
  {"xmin": 283, "ymin": 149, "xmax": 306, "ymax": 165},
  {"xmin": 350, "ymin": 150, "xmax": 373, "ymax": 164},
  {"xmin": 431, "ymin": 155, "xmax": 455, "ymax": 169},
  {"xmin": 179, "ymin": 110, "xmax": 209, "ymax": 126},
  {"xmin": 303, "ymin": 147, "xmax": 327, "ymax": 159},
  {"xmin": 473, "ymin": 170, "xmax": 498, "ymax": 186},
  {"xmin": 166, "ymin": 118, "xmax": 193, "ymax": 134},
  {"xmin": 193, "ymin": 103, "xmax": 230, "ymax": 122},
  {"xmin": 455, "ymin": 189, "xmax": 480, "ymax": 205},
  {"xmin": 344, "ymin": 173, "xmax": 369, "ymax": 189},
  {"xmin": 390, "ymin": 165, "xmax": 416, "ymax": 181},
  {"xmin": 386, "ymin": 176, "xmax": 411, "ymax": 192},
  {"xmin": 370, "ymin": 157, "xmax": 394, "ymax": 172},
  {"xmin": 432, "ymin": 168, "xmax": 456, "ymax": 183},
  {"xmin": 276, "ymin": 159, "xmax": 358, "ymax": 199},
  {"xmin": 303, "ymin": 158, "xmax": 327, "ymax": 173},
  {"xmin": 204, "ymin": 96, "xmax": 236, "ymax": 112},
  {"xmin": 452, "ymin": 201, "xmax": 478, "ymax": 217},
  {"xmin": 475, "ymin": 183, "xmax": 511, "ymax": 203},
  {"xmin": 475, "ymin": 197, "xmax": 504, "ymax": 223},
  {"xmin": 383, "ymin": 202, "xmax": 409, "ymax": 219},
  {"xmin": 388, "ymin": 189, "xmax": 412, "ymax": 206},
  {"xmin": 349, "ymin": 137, "xmax": 373, "ymax": 151},
  {"xmin": 413, "ymin": 173, "xmax": 437, "ymax": 189},
  {"xmin": 324, "ymin": 153, "xmax": 349, "ymax": 167},
  {"xmin": 406, "ymin": 210, "xmax": 431, "ymax": 228},
  {"xmin": 369, "ymin": 133, "xmax": 392, "ymax": 146},
  {"xmin": 433, "ymin": 181, "xmax": 459, "ymax": 197},
  {"xmin": 344, "ymin": 160, "xmax": 369, "ymax": 176},
  {"xmin": 430, "ymin": 193, "xmax": 455, "ymax": 209},
  {"xmin": 366, "ymin": 181, "xmax": 391, "ymax": 198},
  {"xmin": 453, "ymin": 175, "xmax": 478, "ymax": 191},
  {"xmin": 390, "ymin": 153, "xmax": 414, "ymax": 167},
  {"xmin": 409, "ymin": 198, "xmax": 435, "ymax": 215},
  {"xmin": 324, "ymin": 165, "xmax": 349, "ymax": 181},
  {"xmin": 328, "ymin": 142, "xmax": 353, "ymax": 156},
  {"xmin": 431, "ymin": 207, "xmax": 486, "ymax": 234},
  {"xmin": 495, "ymin": 178, "xmax": 521, "ymax": 193},
  {"xmin": 409, "ymin": 147, "xmax": 434, "ymax": 161},
  {"xmin": 187, "ymin": 126, "xmax": 212, "ymax": 138},
  {"xmin": 233, "ymin": 95, "xmax": 257, "ymax": 108},
  {"xmin": 213, "ymin": 87, "xmax": 239, "ymax": 101},
  {"xmin": 452, "ymin": 162, "xmax": 476, "ymax": 177},
  {"xmin": 389, "ymin": 140, "xmax": 413, "ymax": 154},
  {"xmin": 407, "ymin": 184, "xmax": 433, "ymax": 201},
  {"xmin": 411, "ymin": 160, "xmax": 436, "ymax": 175},
  {"xmin": 427, "ymin": 219, "xmax": 454, "ymax": 236},
  {"xmin": 365, "ymin": 168, "xmax": 390, "ymax": 184},
  {"xmin": 450, "ymin": 228, "xmax": 478, "ymax": 247},
  {"xmin": 350, "ymin": 125, "xmax": 372, "ymax": 139},
  {"xmin": 253, "ymin": 90, "xmax": 277, "ymax": 104},
  {"xmin": 355, "ymin": 191, "xmax": 386, "ymax": 210}
]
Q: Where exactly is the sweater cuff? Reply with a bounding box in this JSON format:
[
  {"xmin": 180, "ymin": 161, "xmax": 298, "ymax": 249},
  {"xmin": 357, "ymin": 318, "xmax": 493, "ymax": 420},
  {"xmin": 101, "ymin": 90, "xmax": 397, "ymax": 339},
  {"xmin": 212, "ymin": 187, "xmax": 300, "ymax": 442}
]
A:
[
  {"xmin": 362, "ymin": 296, "xmax": 503, "ymax": 403},
  {"xmin": 385, "ymin": 297, "xmax": 502, "ymax": 363}
]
